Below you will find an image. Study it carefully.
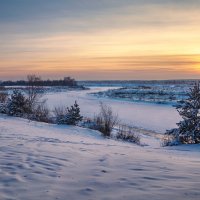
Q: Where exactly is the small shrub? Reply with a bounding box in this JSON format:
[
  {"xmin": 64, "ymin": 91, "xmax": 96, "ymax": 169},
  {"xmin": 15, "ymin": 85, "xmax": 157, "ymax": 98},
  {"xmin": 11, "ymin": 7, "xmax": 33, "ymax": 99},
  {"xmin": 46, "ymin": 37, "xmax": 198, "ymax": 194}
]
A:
[
  {"xmin": 0, "ymin": 103, "xmax": 7, "ymax": 114},
  {"xmin": 116, "ymin": 125, "xmax": 140, "ymax": 144},
  {"xmin": 53, "ymin": 106, "xmax": 66, "ymax": 122},
  {"xmin": 30, "ymin": 101, "xmax": 50, "ymax": 123},
  {"xmin": 80, "ymin": 117, "xmax": 100, "ymax": 130},
  {"xmin": 0, "ymin": 92, "xmax": 8, "ymax": 114},
  {"xmin": 162, "ymin": 133, "xmax": 179, "ymax": 146},
  {"xmin": 7, "ymin": 90, "xmax": 29, "ymax": 117},
  {"xmin": 161, "ymin": 135, "xmax": 179, "ymax": 147},
  {"xmin": 65, "ymin": 101, "xmax": 83, "ymax": 125},
  {"xmin": 94, "ymin": 103, "xmax": 118, "ymax": 137},
  {"xmin": 54, "ymin": 101, "xmax": 83, "ymax": 125},
  {"xmin": 0, "ymin": 92, "xmax": 8, "ymax": 103}
]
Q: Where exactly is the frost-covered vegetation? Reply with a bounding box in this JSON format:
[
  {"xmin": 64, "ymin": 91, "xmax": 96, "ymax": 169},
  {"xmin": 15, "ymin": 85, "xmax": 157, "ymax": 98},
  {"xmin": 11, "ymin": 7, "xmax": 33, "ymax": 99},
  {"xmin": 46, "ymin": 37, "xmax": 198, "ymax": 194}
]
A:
[
  {"xmin": 116, "ymin": 125, "xmax": 141, "ymax": 144},
  {"xmin": 0, "ymin": 76, "xmax": 141, "ymax": 145},
  {"xmin": 164, "ymin": 82, "xmax": 200, "ymax": 145},
  {"xmin": 1, "ymin": 79, "xmax": 200, "ymax": 200},
  {"xmin": 54, "ymin": 101, "xmax": 83, "ymax": 125},
  {"xmin": 91, "ymin": 81, "xmax": 193, "ymax": 105},
  {"xmin": 80, "ymin": 104, "xmax": 141, "ymax": 144},
  {"xmin": 80, "ymin": 79, "xmax": 195, "ymax": 87},
  {"xmin": 93, "ymin": 103, "xmax": 118, "ymax": 137},
  {"xmin": 0, "ymin": 89, "xmax": 83, "ymax": 126},
  {"xmin": 2, "ymin": 77, "xmax": 200, "ymax": 147},
  {"xmin": 0, "ymin": 75, "xmax": 83, "ymax": 125}
]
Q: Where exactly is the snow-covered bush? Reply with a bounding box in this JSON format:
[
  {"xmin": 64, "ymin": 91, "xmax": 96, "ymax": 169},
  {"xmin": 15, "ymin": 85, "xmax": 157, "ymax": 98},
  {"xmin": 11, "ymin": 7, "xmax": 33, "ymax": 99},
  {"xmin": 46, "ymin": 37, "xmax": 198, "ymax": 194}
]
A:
[
  {"xmin": 164, "ymin": 82, "xmax": 200, "ymax": 145},
  {"xmin": 0, "ymin": 103, "xmax": 7, "ymax": 114},
  {"xmin": 29, "ymin": 101, "xmax": 51, "ymax": 123},
  {"xmin": 0, "ymin": 92, "xmax": 8, "ymax": 103},
  {"xmin": 80, "ymin": 117, "xmax": 101, "ymax": 130},
  {"xmin": 7, "ymin": 90, "xmax": 29, "ymax": 117},
  {"xmin": 94, "ymin": 103, "xmax": 118, "ymax": 137},
  {"xmin": 65, "ymin": 101, "xmax": 83, "ymax": 125},
  {"xmin": 54, "ymin": 101, "xmax": 83, "ymax": 125},
  {"xmin": 116, "ymin": 125, "xmax": 140, "ymax": 144},
  {"xmin": 0, "ymin": 92, "xmax": 8, "ymax": 114},
  {"xmin": 53, "ymin": 106, "xmax": 66, "ymax": 122},
  {"xmin": 161, "ymin": 133, "xmax": 179, "ymax": 146}
]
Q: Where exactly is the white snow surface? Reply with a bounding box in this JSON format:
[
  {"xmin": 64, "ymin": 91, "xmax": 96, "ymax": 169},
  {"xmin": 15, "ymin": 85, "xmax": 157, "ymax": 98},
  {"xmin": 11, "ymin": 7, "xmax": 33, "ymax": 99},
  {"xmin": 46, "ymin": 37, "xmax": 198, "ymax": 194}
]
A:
[
  {"xmin": 1, "ymin": 115, "xmax": 200, "ymax": 200},
  {"xmin": 45, "ymin": 87, "xmax": 180, "ymax": 133}
]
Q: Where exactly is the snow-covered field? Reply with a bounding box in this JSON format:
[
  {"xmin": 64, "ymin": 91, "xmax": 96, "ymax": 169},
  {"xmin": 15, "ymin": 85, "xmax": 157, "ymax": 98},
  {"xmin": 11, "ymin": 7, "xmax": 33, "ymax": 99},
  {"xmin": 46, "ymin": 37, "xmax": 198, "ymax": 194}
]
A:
[
  {"xmin": 1, "ymin": 86, "xmax": 200, "ymax": 200},
  {"xmin": 44, "ymin": 87, "xmax": 180, "ymax": 133},
  {"xmin": 1, "ymin": 115, "xmax": 200, "ymax": 200}
]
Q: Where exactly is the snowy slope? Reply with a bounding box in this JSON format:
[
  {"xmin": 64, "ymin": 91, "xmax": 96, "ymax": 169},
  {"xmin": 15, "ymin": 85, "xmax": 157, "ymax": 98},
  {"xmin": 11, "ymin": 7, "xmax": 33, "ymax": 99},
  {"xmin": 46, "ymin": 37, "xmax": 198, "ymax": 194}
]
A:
[{"xmin": 0, "ymin": 115, "xmax": 200, "ymax": 200}]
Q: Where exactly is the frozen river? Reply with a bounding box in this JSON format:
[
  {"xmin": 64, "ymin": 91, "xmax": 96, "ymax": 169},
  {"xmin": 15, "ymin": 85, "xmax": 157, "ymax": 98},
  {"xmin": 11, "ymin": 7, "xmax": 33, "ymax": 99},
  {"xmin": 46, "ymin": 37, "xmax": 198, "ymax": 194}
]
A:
[{"xmin": 45, "ymin": 87, "xmax": 181, "ymax": 133}]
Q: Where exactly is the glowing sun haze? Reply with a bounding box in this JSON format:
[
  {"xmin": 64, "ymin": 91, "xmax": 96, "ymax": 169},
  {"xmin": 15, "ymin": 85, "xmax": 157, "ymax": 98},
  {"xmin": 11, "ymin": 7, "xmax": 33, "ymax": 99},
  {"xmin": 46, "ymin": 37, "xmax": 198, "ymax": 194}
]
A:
[{"xmin": 0, "ymin": 0, "xmax": 200, "ymax": 80}]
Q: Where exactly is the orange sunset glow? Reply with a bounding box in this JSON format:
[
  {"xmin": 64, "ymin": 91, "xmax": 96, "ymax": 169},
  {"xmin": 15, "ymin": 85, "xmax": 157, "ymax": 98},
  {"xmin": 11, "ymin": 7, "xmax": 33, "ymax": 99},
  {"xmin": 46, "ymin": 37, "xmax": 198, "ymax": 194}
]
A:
[{"xmin": 0, "ymin": 0, "xmax": 200, "ymax": 80}]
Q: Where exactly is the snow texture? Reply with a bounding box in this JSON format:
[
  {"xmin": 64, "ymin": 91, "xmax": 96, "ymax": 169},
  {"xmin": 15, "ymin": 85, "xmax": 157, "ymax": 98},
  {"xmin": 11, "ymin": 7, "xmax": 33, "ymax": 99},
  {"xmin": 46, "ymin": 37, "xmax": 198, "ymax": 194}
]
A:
[{"xmin": 0, "ymin": 115, "xmax": 200, "ymax": 200}]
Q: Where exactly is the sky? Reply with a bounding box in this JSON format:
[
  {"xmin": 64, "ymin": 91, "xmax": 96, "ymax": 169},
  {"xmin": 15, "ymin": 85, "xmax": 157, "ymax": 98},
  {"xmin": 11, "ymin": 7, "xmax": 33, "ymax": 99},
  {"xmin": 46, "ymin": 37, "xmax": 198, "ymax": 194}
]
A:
[{"xmin": 0, "ymin": 0, "xmax": 200, "ymax": 80}]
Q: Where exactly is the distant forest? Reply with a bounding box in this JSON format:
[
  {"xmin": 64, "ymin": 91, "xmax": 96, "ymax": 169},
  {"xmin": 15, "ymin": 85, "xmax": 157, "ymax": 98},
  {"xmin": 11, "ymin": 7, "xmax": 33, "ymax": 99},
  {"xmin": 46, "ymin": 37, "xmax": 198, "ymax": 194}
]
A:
[
  {"xmin": 0, "ymin": 76, "xmax": 78, "ymax": 87},
  {"xmin": 80, "ymin": 79, "xmax": 198, "ymax": 86}
]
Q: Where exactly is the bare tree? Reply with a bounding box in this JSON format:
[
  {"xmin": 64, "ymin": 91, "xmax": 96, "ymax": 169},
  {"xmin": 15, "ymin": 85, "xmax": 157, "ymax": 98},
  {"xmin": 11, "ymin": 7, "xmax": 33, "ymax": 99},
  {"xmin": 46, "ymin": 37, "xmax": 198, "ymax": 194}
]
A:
[{"xmin": 26, "ymin": 74, "xmax": 43, "ymax": 112}]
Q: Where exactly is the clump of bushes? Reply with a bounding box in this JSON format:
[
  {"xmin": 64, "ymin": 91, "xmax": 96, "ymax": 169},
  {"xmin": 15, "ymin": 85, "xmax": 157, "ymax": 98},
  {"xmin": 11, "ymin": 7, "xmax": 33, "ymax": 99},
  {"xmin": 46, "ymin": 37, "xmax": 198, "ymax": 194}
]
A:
[
  {"xmin": 0, "ymin": 75, "xmax": 51, "ymax": 123},
  {"xmin": 0, "ymin": 88, "xmax": 8, "ymax": 114},
  {"xmin": 79, "ymin": 117, "xmax": 100, "ymax": 130},
  {"xmin": 54, "ymin": 101, "xmax": 83, "ymax": 125},
  {"xmin": 0, "ymin": 94, "xmax": 8, "ymax": 103},
  {"xmin": 0, "ymin": 103, "xmax": 7, "ymax": 114},
  {"xmin": 0, "ymin": 88, "xmax": 83, "ymax": 125},
  {"xmin": 0, "ymin": 75, "xmax": 84, "ymax": 131},
  {"xmin": 0, "ymin": 89, "xmax": 50, "ymax": 122},
  {"xmin": 161, "ymin": 134, "xmax": 178, "ymax": 147},
  {"xmin": 0, "ymin": 75, "xmax": 84, "ymax": 126},
  {"xmin": 30, "ymin": 100, "xmax": 51, "ymax": 123},
  {"xmin": 0, "ymin": 92, "xmax": 8, "ymax": 103},
  {"xmin": 7, "ymin": 90, "xmax": 29, "ymax": 117},
  {"xmin": 116, "ymin": 125, "xmax": 140, "ymax": 144},
  {"xmin": 93, "ymin": 103, "xmax": 118, "ymax": 137}
]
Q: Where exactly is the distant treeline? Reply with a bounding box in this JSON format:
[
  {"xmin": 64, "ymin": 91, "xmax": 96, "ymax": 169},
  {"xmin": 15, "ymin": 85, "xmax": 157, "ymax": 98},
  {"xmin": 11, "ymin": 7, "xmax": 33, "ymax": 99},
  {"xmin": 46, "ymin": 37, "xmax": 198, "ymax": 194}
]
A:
[
  {"xmin": 80, "ymin": 79, "xmax": 199, "ymax": 86},
  {"xmin": 0, "ymin": 77, "xmax": 78, "ymax": 87}
]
